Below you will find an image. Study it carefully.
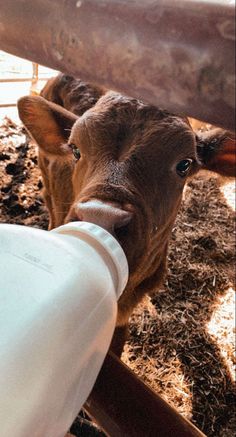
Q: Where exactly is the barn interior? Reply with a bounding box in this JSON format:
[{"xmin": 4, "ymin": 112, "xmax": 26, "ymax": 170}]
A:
[{"xmin": 0, "ymin": 1, "xmax": 235, "ymax": 436}]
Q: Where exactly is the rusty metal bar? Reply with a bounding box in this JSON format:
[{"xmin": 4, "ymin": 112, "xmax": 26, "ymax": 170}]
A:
[
  {"xmin": 0, "ymin": 62, "xmax": 53, "ymax": 108},
  {"xmin": 85, "ymin": 351, "xmax": 205, "ymax": 437},
  {"xmin": 0, "ymin": 103, "xmax": 16, "ymax": 108},
  {"xmin": 32, "ymin": 63, "xmax": 39, "ymax": 83},
  {"xmin": 0, "ymin": 77, "xmax": 49, "ymax": 84},
  {"xmin": 0, "ymin": 78, "xmax": 36, "ymax": 83},
  {"xmin": 0, "ymin": 76, "xmax": 49, "ymax": 108},
  {"xmin": 0, "ymin": 0, "xmax": 235, "ymax": 131}
]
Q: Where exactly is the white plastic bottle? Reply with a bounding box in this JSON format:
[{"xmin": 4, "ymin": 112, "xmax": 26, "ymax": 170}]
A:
[{"xmin": 0, "ymin": 221, "xmax": 128, "ymax": 437}]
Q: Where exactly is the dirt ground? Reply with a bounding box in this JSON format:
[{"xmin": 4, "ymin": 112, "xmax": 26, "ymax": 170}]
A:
[{"xmin": 0, "ymin": 117, "xmax": 235, "ymax": 437}]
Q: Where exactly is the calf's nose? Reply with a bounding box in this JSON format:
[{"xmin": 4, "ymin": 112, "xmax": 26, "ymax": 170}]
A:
[{"xmin": 72, "ymin": 200, "xmax": 133, "ymax": 235}]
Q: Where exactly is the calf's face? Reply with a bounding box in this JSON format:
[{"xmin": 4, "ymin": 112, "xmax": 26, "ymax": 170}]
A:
[
  {"xmin": 18, "ymin": 92, "xmax": 235, "ymax": 325},
  {"xmin": 66, "ymin": 93, "xmax": 197, "ymax": 270}
]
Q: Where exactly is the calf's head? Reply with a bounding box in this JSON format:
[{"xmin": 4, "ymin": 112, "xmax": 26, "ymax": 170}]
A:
[{"xmin": 18, "ymin": 92, "xmax": 235, "ymax": 325}]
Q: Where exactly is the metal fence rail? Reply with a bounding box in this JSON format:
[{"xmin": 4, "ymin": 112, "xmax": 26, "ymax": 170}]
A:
[
  {"xmin": 0, "ymin": 0, "xmax": 235, "ymax": 131},
  {"xmin": 0, "ymin": 62, "xmax": 52, "ymax": 108},
  {"xmin": 85, "ymin": 351, "xmax": 206, "ymax": 437}
]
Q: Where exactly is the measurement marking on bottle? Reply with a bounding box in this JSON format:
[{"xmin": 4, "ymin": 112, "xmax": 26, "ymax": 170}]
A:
[{"xmin": 6, "ymin": 251, "xmax": 53, "ymax": 274}]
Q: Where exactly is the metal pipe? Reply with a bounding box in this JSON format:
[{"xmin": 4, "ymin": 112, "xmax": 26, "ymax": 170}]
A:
[
  {"xmin": 32, "ymin": 63, "xmax": 39, "ymax": 83},
  {"xmin": 0, "ymin": 78, "xmax": 49, "ymax": 83},
  {"xmin": 0, "ymin": 0, "xmax": 234, "ymax": 131},
  {"xmin": 0, "ymin": 103, "xmax": 16, "ymax": 108},
  {"xmin": 85, "ymin": 351, "xmax": 206, "ymax": 437}
]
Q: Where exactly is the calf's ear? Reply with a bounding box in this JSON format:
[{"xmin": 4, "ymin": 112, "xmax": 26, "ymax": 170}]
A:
[
  {"xmin": 196, "ymin": 128, "xmax": 235, "ymax": 177},
  {"xmin": 17, "ymin": 96, "xmax": 78, "ymax": 156}
]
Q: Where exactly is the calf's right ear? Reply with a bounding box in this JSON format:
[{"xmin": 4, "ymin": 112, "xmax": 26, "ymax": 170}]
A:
[{"xmin": 17, "ymin": 96, "xmax": 78, "ymax": 156}]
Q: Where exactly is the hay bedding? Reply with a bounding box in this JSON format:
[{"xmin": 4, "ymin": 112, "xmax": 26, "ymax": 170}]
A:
[{"xmin": 0, "ymin": 117, "xmax": 235, "ymax": 436}]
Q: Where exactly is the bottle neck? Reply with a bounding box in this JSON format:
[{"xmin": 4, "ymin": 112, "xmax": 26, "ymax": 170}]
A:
[{"xmin": 51, "ymin": 222, "xmax": 129, "ymax": 300}]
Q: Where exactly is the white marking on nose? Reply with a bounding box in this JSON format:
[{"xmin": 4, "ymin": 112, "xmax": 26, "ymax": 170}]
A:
[{"xmin": 74, "ymin": 200, "xmax": 133, "ymax": 234}]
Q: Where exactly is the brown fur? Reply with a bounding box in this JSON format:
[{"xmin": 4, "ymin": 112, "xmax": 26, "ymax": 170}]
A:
[{"xmin": 17, "ymin": 74, "xmax": 235, "ymax": 331}]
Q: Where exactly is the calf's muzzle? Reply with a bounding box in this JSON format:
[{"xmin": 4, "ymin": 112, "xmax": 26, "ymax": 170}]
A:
[{"xmin": 67, "ymin": 200, "xmax": 133, "ymax": 236}]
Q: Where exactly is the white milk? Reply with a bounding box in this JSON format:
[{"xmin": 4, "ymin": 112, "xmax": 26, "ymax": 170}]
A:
[{"xmin": 0, "ymin": 221, "xmax": 128, "ymax": 437}]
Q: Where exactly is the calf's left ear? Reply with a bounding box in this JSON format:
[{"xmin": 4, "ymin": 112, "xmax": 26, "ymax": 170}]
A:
[{"xmin": 196, "ymin": 128, "xmax": 235, "ymax": 177}]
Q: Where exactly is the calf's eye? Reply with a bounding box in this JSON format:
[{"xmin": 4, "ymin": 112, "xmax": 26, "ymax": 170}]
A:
[
  {"xmin": 176, "ymin": 158, "xmax": 193, "ymax": 177},
  {"xmin": 68, "ymin": 143, "xmax": 81, "ymax": 160}
]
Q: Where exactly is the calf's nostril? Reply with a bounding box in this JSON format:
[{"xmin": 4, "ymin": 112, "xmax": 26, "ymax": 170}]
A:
[
  {"xmin": 65, "ymin": 211, "xmax": 82, "ymax": 223},
  {"xmin": 71, "ymin": 217, "xmax": 81, "ymax": 223},
  {"xmin": 114, "ymin": 222, "xmax": 130, "ymax": 240},
  {"xmin": 114, "ymin": 211, "xmax": 132, "ymax": 233}
]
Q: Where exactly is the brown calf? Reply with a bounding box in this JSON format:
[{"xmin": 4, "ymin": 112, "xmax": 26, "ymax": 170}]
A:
[{"xmin": 18, "ymin": 74, "xmax": 235, "ymax": 337}]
